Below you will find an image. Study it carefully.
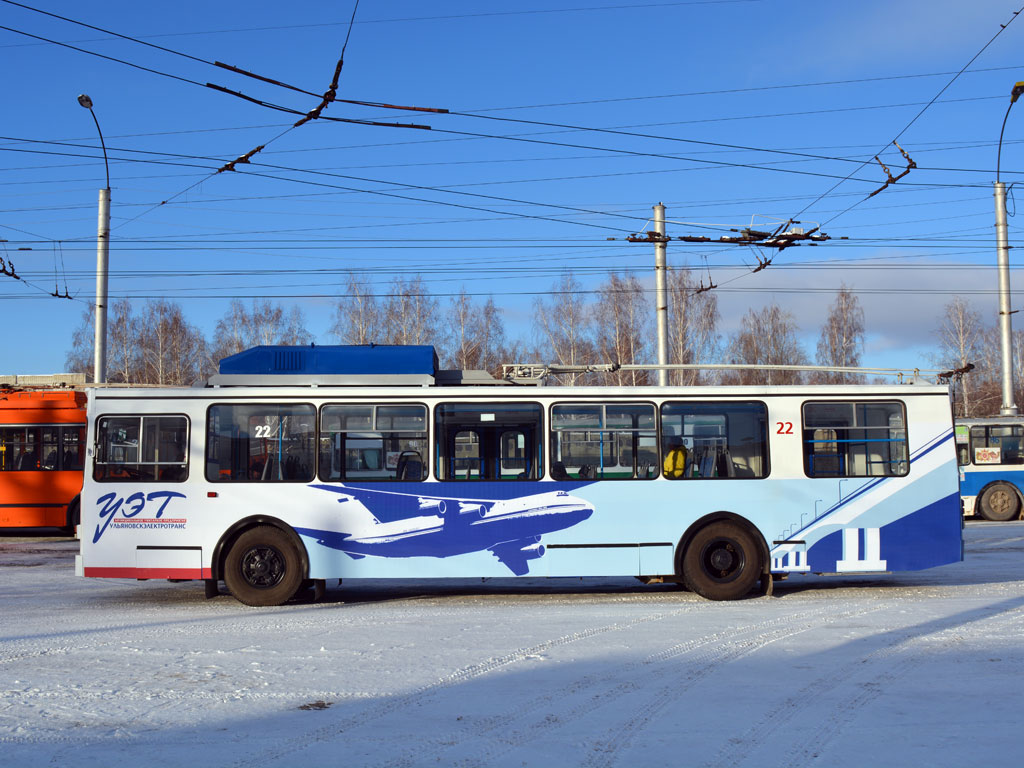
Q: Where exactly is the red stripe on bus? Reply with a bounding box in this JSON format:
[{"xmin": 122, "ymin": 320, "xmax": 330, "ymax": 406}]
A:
[{"xmin": 84, "ymin": 567, "xmax": 207, "ymax": 579}]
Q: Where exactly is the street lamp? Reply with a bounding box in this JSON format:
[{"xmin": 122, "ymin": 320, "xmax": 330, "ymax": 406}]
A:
[
  {"xmin": 993, "ymin": 82, "xmax": 1024, "ymax": 416},
  {"xmin": 78, "ymin": 93, "xmax": 110, "ymax": 384}
]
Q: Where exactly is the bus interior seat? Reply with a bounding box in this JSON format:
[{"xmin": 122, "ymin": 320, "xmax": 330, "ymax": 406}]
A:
[
  {"xmin": 396, "ymin": 451, "xmax": 423, "ymax": 481},
  {"xmin": 160, "ymin": 465, "xmax": 185, "ymax": 482},
  {"xmin": 550, "ymin": 461, "xmax": 569, "ymax": 480}
]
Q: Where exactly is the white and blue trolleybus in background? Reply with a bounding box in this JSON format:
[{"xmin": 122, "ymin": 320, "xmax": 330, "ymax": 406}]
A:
[
  {"xmin": 956, "ymin": 417, "xmax": 1024, "ymax": 520},
  {"xmin": 76, "ymin": 345, "xmax": 964, "ymax": 605}
]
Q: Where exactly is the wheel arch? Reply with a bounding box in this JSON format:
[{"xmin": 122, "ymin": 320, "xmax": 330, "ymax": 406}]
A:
[
  {"xmin": 211, "ymin": 515, "xmax": 310, "ymax": 582},
  {"xmin": 63, "ymin": 495, "xmax": 81, "ymax": 533},
  {"xmin": 674, "ymin": 511, "xmax": 771, "ymax": 577}
]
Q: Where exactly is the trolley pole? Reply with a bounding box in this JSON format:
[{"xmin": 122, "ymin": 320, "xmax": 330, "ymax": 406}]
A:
[{"xmin": 654, "ymin": 203, "xmax": 668, "ymax": 387}]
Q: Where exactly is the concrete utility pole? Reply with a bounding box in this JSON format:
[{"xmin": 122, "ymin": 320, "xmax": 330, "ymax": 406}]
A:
[
  {"xmin": 994, "ymin": 82, "xmax": 1024, "ymax": 416},
  {"xmin": 653, "ymin": 203, "xmax": 668, "ymax": 386},
  {"xmin": 79, "ymin": 94, "xmax": 110, "ymax": 385}
]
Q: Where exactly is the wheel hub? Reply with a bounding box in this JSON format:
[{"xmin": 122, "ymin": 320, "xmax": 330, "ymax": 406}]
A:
[
  {"xmin": 991, "ymin": 491, "xmax": 1013, "ymax": 515},
  {"xmin": 709, "ymin": 546, "xmax": 736, "ymax": 572},
  {"xmin": 702, "ymin": 537, "xmax": 744, "ymax": 582},
  {"xmin": 241, "ymin": 545, "xmax": 285, "ymax": 589}
]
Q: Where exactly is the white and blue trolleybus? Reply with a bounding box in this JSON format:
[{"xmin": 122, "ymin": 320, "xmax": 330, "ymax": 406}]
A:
[
  {"xmin": 76, "ymin": 345, "xmax": 964, "ymax": 605},
  {"xmin": 956, "ymin": 417, "xmax": 1024, "ymax": 520}
]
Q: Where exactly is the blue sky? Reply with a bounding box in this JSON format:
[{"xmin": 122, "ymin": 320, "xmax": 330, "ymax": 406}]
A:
[{"xmin": 2, "ymin": 0, "xmax": 1023, "ymax": 375}]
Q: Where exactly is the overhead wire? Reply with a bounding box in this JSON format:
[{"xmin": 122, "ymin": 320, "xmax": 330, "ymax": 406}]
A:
[{"xmin": 792, "ymin": 4, "xmax": 1024, "ymax": 225}]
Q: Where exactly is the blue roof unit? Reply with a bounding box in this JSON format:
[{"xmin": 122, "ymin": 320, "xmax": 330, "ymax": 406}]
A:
[{"xmin": 218, "ymin": 345, "xmax": 439, "ymax": 377}]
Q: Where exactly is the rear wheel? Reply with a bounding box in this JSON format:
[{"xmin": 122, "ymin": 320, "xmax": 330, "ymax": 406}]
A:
[
  {"xmin": 224, "ymin": 526, "xmax": 303, "ymax": 606},
  {"xmin": 682, "ymin": 521, "xmax": 762, "ymax": 601},
  {"xmin": 979, "ymin": 483, "xmax": 1021, "ymax": 521}
]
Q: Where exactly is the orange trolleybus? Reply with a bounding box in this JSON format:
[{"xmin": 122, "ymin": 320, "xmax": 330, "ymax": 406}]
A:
[{"xmin": 0, "ymin": 388, "xmax": 87, "ymax": 530}]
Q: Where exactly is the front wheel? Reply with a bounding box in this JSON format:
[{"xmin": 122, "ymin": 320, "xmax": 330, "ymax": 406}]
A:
[
  {"xmin": 61, "ymin": 498, "xmax": 80, "ymax": 536},
  {"xmin": 224, "ymin": 526, "xmax": 304, "ymax": 606},
  {"xmin": 682, "ymin": 521, "xmax": 762, "ymax": 601},
  {"xmin": 979, "ymin": 483, "xmax": 1021, "ymax": 521}
]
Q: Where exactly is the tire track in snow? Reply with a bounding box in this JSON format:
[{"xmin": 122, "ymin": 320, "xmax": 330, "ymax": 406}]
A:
[
  {"xmin": 574, "ymin": 602, "xmax": 893, "ymax": 768},
  {"xmin": 226, "ymin": 603, "xmax": 704, "ymax": 768},
  {"xmin": 784, "ymin": 603, "xmax": 1024, "ymax": 768},
  {"xmin": 366, "ymin": 604, "xmax": 841, "ymax": 768}
]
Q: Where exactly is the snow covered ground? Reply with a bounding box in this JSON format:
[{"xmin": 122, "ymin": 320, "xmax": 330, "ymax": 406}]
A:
[{"xmin": 1, "ymin": 522, "xmax": 1022, "ymax": 767}]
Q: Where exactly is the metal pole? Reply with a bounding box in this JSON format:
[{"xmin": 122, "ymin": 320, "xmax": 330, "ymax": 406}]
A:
[
  {"xmin": 995, "ymin": 181, "xmax": 1017, "ymax": 415},
  {"xmin": 94, "ymin": 188, "xmax": 110, "ymax": 384},
  {"xmin": 653, "ymin": 203, "xmax": 668, "ymax": 386}
]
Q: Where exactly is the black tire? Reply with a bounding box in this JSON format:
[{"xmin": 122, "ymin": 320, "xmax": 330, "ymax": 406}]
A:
[
  {"xmin": 682, "ymin": 520, "xmax": 762, "ymax": 601},
  {"xmin": 61, "ymin": 498, "xmax": 80, "ymax": 536},
  {"xmin": 979, "ymin": 483, "xmax": 1021, "ymax": 521},
  {"xmin": 223, "ymin": 526, "xmax": 304, "ymax": 606}
]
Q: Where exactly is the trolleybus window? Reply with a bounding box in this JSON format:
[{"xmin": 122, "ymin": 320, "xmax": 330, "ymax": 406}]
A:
[
  {"xmin": 206, "ymin": 404, "xmax": 315, "ymax": 482},
  {"xmin": 319, "ymin": 404, "xmax": 427, "ymax": 481},
  {"xmin": 660, "ymin": 402, "xmax": 768, "ymax": 479},
  {"xmin": 436, "ymin": 402, "xmax": 541, "ymax": 480},
  {"xmin": 967, "ymin": 423, "xmax": 1024, "ymax": 465},
  {"xmin": 802, "ymin": 401, "xmax": 908, "ymax": 478},
  {"xmin": 0, "ymin": 424, "xmax": 84, "ymax": 471},
  {"xmin": 550, "ymin": 403, "xmax": 658, "ymax": 479},
  {"xmin": 94, "ymin": 415, "xmax": 188, "ymax": 482}
]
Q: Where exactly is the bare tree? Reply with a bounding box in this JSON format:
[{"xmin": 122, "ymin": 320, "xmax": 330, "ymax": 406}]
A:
[
  {"xmin": 592, "ymin": 273, "xmax": 651, "ymax": 386},
  {"xmin": 1012, "ymin": 329, "xmax": 1024, "ymax": 414},
  {"xmin": 381, "ymin": 275, "xmax": 439, "ymax": 346},
  {"xmin": 137, "ymin": 300, "xmax": 209, "ymax": 386},
  {"xmin": 65, "ymin": 299, "xmax": 141, "ymax": 383},
  {"xmin": 934, "ymin": 297, "xmax": 987, "ymax": 417},
  {"xmin": 724, "ymin": 303, "xmax": 808, "ymax": 385},
  {"xmin": 210, "ymin": 298, "xmax": 312, "ymax": 366},
  {"xmin": 65, "ymin": 306, "xmax": 95, "ymax": 379},
  {"xmin": 973, "ymin": 324, "xmax": 1005, "ymax": 417},
  {"xmin": 814, "ymin": 285, "xmax": 865, "ymax": 383},
  {"xmin": 533, "ymin": 272, "xmax": 596, "ymax": 386},
  {"xmin": 667, "ymin": 265, "xmax": 720, "ymax": 385},
  {"xmin": 441, "ymin": 290, "xmax": 506, "ymax": 375},
  {"xmin": 330, "ymin": 273, "xmax": 383, "ymax": 344}
]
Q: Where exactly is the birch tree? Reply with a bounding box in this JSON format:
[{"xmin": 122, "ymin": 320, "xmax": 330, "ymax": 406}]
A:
[
  {"xmin": 65, "ymin": 299, "xmax": 142, "ymax": 383},
  {"xmin": 210, "ymin": 298, "xmax": 312, "ymax": 366},
  {"xmin": 934, "ymin": 297, "xmax": 986, "ymax": 417},
  {"xmin": 814, "ymin": 285, "xmax": 865, "ymax": 383},
  {"xmin": 441, "ymin": 290, "xmax": 506, "ymax": 375},
  {"xmin": 137, "ymin": 300, "xmax": 209, "ymax": 386},
  {"xmin": 330, "ymin": 273, "xmax": 383, "ymax": 344},
  {"xmin": 974, "ymin": 324, "xmax": 1006, "ymax": 417},
  {"xmin": 381, "ymin": 275, "xmax": 439, "ymax": 346},
  {"xmin": 533, "ymin": 272, "xmax": 596, "ymax": 386},
  {"xmin": 667, "ymin": 265, "xmax": 720, "ymax": 385},
  {"xmin": 592, "ymin": 272, "xmax": 651, "ymax": 386},
  {"xmin": 724, "ymin": 303, "xmax": 808, "ymax": 385}
]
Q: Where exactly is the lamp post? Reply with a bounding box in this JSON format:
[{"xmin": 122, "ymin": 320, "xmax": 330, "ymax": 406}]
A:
[
  {"xmin": 78, "ymin": 94, "xmax": 110, "ymax": 385},
  {"xmin": 994, "ymin": 82, "xmax": 1024, "ymax": 416}
]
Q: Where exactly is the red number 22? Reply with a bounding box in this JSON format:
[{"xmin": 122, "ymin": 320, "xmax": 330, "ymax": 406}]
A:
[{"xmin": 776, "ymin": 421, "xmax": 793, "ymax": 435}]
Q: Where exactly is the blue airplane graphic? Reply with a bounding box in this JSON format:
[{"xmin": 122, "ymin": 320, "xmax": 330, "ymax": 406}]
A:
[{"xmin": 294, "ymin": 484, "xmax": 594, "ymax": 575}]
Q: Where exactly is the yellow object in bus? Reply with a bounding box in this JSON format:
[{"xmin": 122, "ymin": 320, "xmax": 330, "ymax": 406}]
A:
[{"xmin": 663, "ymin": 444, "xmax": 688, "ymax": 479}]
